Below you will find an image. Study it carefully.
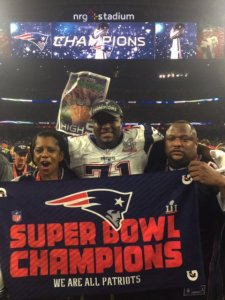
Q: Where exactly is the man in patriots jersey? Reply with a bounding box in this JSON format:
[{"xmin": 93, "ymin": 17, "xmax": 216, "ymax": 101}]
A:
[{"xmin": 68, "ymin": 99, "xmax": 163, "ymax": 178}]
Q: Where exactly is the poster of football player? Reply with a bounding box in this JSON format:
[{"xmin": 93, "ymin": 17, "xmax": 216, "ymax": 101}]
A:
[
  {"xmin": 155, "ymin": 22, "xmax": 197, "ymax": 59},
  {"xmin": 56, "ymin": 71, "xmax": 110, "ymax": 135},
  {"xmin": 197, "ymin": 25, "xmax": 225, "ymax": 59}
]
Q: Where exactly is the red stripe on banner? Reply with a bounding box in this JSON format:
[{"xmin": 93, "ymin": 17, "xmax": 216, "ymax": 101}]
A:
[{"xmin": 46, "ymin": 191, "xmax": 88, "ymax": 205}]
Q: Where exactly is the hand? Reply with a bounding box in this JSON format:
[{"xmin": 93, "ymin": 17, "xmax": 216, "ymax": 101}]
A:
[{"xmin": 188, "ymin": 160, "xmax": 225, "ymax": 187}]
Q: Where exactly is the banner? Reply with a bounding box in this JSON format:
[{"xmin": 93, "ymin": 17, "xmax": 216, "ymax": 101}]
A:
[
  {"xmin": 10, "ymin": 22, "xmax": 154, "ymax": 60},
  {"xmin": 9, "ymin": 21, "xmax": 225, "ymax": 60},
  {"xmin": 56, "ymin": 71, "xmax": 110, "ymax": 135},
  {"xmin": 0, "ymin": 172, "xmax": 205, "ymax": 299}
]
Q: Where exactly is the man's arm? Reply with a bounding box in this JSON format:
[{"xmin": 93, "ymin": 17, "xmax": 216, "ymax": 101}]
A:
[{"xmin": 188, "ymin": 160, "xmax": 225, "ymax": 210}]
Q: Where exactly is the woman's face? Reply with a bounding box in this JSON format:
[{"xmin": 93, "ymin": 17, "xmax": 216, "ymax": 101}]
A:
[{"xmin": 33, "ymin": 136, "xmax": 64, "ymax": 180}]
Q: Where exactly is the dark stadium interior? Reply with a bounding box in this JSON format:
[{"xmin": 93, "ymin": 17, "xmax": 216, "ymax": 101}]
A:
[{"xmin": 0, "ymin": 0, "xmax": 225, "ymax": 145}]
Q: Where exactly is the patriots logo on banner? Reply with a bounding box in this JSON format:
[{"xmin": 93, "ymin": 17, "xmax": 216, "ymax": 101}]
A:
[
  {"xmin": 45, "ymin": 189, "xmax": 133, "ymax": 231},
  {"xmin": 13, "ymin": 32, "xmax": 49, "ymax": 51}
]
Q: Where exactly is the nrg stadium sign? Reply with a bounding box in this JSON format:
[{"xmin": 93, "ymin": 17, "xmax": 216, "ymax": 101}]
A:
[{"xmin": 72, "ymin": 11, "xmax": 135, "ymax": 22}]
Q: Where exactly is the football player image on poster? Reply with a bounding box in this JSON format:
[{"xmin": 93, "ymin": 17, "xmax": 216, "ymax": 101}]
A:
[
  {"xmin": 56, "ymin": 71, "xmax": 110, "ymax": 135},
  {"xmin": 155, "ymin": 22, "xmax": 197, "ymax": 59},
  {"xmin": 197, "ymin": 25, "xmax": 225, "ymax": 59}
]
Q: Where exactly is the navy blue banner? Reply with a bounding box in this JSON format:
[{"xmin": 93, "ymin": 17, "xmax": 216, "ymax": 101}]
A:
[{"xmin": 0, "ymin": 172, "xmax": 205, "ymax": 299}]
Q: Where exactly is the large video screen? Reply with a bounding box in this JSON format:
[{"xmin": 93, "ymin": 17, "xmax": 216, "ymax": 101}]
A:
[
  {"xmin": 10, "ymin": 22, "xmax": 52, "ymax": 59},
  {"xmin": 0, "ymin": 22, "xmax": 11, "ymax": 58},
  {"xmin": 197, "ymin": 25, "xmax": 225, "ymax": 59},
  {"xmin": 155, "ymin": 22, "xmax": 197, "ymax": 59},
  {"xmin": 8, "ymin": 21, "xmax": 225, "ymax": 60},
  {"xmin": 10, "ymin": 22, "xmax": 154, "ymax": 59}
]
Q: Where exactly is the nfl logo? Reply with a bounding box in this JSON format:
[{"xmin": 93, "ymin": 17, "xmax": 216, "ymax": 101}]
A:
[{"xmin": 11, "ymin": 210, "xmax": 22, "ymax": 223}]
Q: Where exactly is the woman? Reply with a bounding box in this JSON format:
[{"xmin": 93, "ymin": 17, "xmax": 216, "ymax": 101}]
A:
[
  {"xmin": 9, "ymin": 131, "xmax": 79, "ymax": 299},
  {"xmin": 14, "ymin": 130, "xmax": 76, "ymax": 181}
]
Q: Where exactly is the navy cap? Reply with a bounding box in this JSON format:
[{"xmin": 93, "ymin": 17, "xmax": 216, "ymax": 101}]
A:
[
  {"xmin": 90, "ymin": 100, "xmax": 123, "ymax": 118},
  {"xmin": 14, "ymin": 143, "xmax": 29, "ymax": 154}
]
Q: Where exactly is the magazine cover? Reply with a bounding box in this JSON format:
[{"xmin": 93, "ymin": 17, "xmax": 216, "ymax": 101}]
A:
[{"xmin": 56, "ymin": 71, "xmax": 110, "ymax": 135}]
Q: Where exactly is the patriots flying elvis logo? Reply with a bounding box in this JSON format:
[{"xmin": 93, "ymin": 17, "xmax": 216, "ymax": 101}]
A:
[
  {"xmin": 13, "ymin": 32, "xmax": 49, "ymax": 51},
  {"xmin": 45, "ymin": 189, "xmax": 133, "ymax": 231}
]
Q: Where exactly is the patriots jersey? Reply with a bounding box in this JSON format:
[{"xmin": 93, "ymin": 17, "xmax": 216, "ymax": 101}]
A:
[{"xmin": 68, "ymin": 125, "xmax": 163, "ymax": 178}]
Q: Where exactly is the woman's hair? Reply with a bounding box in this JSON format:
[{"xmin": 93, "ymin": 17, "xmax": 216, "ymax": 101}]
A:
[{"xmin": 30, "ymin": 130, "xmax": 70, "ymax": 167}]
